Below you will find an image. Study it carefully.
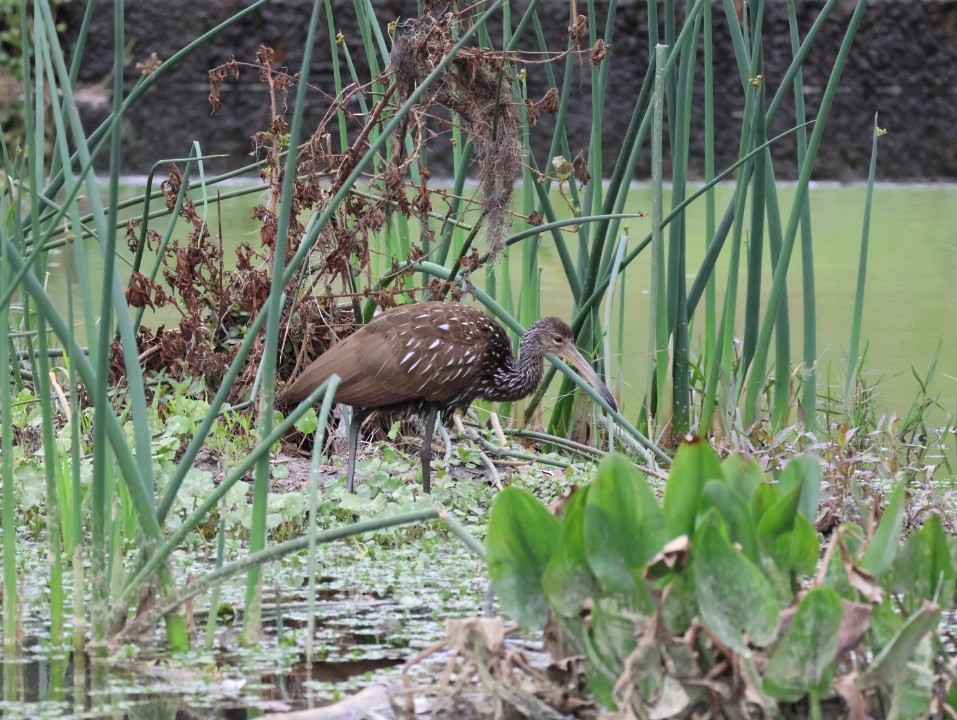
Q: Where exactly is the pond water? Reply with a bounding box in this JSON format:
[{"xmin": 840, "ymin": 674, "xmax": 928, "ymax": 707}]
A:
[
  {"xmin": 0, "ymin": 541, "xmax": 490, "ymax": 718},
  {"xmin": 45, "ymin": 181, "xmax": 957, "ymax": 418}
]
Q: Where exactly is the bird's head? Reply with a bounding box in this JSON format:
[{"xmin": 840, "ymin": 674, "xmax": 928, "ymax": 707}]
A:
[{"xmin": 525, "ymin": 317, "xmax": 618, "ymax": 412}]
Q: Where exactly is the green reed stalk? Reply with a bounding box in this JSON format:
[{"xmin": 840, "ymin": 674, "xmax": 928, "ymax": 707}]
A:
[
  {"xmin": 32, "ymin": 237, "xmax": 65, "ymax": 647},
  {"xmin": 243, "ymin": 0, "xmax": 326, "ymax": 645},
  {"xmin": 325, "ymin": 0, "xmax": 349, "ymax": 152},
  {"xmin": 541, "ymin": 0, "xmax": 623, "ymax": 437},
  {"xmin": 356, "ymin": 0, "xmax": 389, "ymax": 67},
  {"xmin": 1, "ymin": 177, "xmax": 16, "ymax": 655},
  {"xmin": 743, "ymin": 0, "xmax": 869, "ymax": 426},
  {"xmin": 24, "ymin": 7, "xmax": 63, "ymax": 647},
  {"xmin": 592, "ymin": 58, "xmax": 656, "ymax": 276},
  {"xmin": 204, "ymin": 513, "xmax": 227, "ymax": 651},
  {"xmin": 581, "ymin": 0, "xmax": 608, "ymax": 224},
  {"xmin": 669, "ymin": 11, "xmax": 700, "ymax": 436},
  {"xmin": 306, "ymin": 378, "xmax": 339, "ymax": 664},
  {"xmin": 698, "ymin": 159, "xmax": 753, "ymax": 436},
  {"xmin": 764, "ymin": 164, "xmax": 793, "ymax": 429},
  {"xmin": 738, "ymin": 0, "xmax": 765, "ymax": 383},
  {"xmin": 435, "ymin": 131, "xmax": 472, "ymax": 268},
  {"xmin": 649, "ymin": 44, "xmax": 669, "ymax": 426},
  {"xmin": 517, "ymin": 76, "xmax": 540, "ymax": 332},
  {"xmin": 532, "ymin": 9, "xmax": 582, "ymax": 299},
  {"xmin": 702, "ymin": 0, "xmax": 716, "ymax": 364},
  {"xmin": 86, "ymin": 0, "xmax": 128, "ymax": 647},
  {"xmin": 36, "ymin": 0, "xmax": 186, "ymax": 650},
  {"xmin": 41, "ymin": 35, "xmax": 88, "ymax": 602},
  {"xmin": 787, "ymin": 0, "xmax": 819, "ymax": 432},
  {"xmin": 845, "ymin": 114, "xmax": 880, "ymax": 399},
  {"xmin": 766, "ymin": 0, "xmax": 840, "ymax": 126},
  {"xmin": 603, "ymin": 233, "xmax": 628, "ymax": 432},
  {"xmin": 721, "ymin": 0, "xmax": 751, "ymax": 88}
]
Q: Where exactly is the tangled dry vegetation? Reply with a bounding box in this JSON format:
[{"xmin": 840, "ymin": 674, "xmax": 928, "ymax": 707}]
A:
[{"xmin": 123, "ymin": 6, "xmax": 604, "ymax": 402}]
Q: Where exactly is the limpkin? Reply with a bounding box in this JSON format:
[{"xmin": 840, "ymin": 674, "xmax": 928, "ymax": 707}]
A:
[{"xmin": 280, "ymin": 301, "xmax": 617, "ymax": 493}]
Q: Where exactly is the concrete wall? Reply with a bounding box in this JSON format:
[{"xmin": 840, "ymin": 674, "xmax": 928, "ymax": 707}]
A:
[{"xmin": 59, "ymin": 0, "xmax": 957, "ymax": 180}]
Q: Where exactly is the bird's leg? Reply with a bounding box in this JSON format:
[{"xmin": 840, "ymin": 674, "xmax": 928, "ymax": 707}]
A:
[
  {"xmin": 419, "ymin": 406, "xmax": 440, "ymax": 494},
  {"xmin": 346, "ymin": 408, "xmax": 369, "ymax": 493}
]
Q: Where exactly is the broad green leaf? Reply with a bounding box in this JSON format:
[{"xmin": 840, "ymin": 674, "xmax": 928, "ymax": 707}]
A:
[
  {"xmin": 750, "ymin": 483, "xmax": 782, "ymax": 525},
  {"xmin": 891, "ymin": 514, "xmax": 955, "ymax": 609},
  {"xmin": 893, "ymin": 634, "xmax": 934, "ymax": 719},
  {"xmin": 758, "ymin": 548, "xmax": 796, "ymax": 606},
  {"xmin": 757, "ymin": 483, "xmax": 802, "ymax": 542},
  {"xmin": 763, "ymin": 587, "xmax": 843, "ymax": 702},
  {"xmin": 662, "ymin": 570, "xmax": 696, "ymax": 635},
  {"xmin": 721, "ymin": 453, "xmax": 764, "ymax": 501},
  {"xmin": 693, "ymin": 514, "xmax": 780, "ymax": 654},
  {"xmin": 869, "ymin": 596, "xmax": 905, "ymax": 649},
  {"xmin": 861, "ymin": 480, "xmax": 906, "ymax": 578},
  {"xmin": 486, "ymin": 487, "xmax": 560, "ymax": 630},
  {"xmin": 542, "ymin": 499, "xmax": 599, "ymax": 617},
  {"xmin": 763, "ymin": 514, "xmax": 820, "ymax": 589},
  {"xmin": 590, "ymin": 596, "xmax": 641, "ymax": 672},
  {"xmin": 664, "ymin": 438, "xmax": 724, "ymax": 538},
  {"xmin": 920, "ymin": 515, "xmax": 955, "ymax": 607},
  {"xmin": 700, "ymin": 480, "xmax": 758, "ymax": 561},
  {"xmin": 581, "ymin": 607, "xmax": 624, "ymax": 708},
  {"xmin": 584, "ymin": 453, "xmax": 667, "ymax": 594},
  {"xmin": 857, "ymin": 600, "xmax": 941, "ymax": 691},
  {"xmin": 778, "ymin": 454, "xmax": 823, "ymax": 524}
]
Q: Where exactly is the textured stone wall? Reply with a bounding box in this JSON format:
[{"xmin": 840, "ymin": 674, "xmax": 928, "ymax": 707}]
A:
[{"xmin": 58, "ymin": 0, "xmax": 957, "ymax": 180}]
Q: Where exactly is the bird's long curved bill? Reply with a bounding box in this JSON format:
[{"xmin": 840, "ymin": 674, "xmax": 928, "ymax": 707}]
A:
[{"xmin": 557, "ymin": 347, "xmax": 618, "ymax": 413}]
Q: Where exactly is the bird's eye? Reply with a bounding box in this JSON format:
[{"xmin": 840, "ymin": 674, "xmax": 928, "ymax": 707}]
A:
[{"xmin": 553, "ymin": 334, "xmax": 564, "ymax": 344}]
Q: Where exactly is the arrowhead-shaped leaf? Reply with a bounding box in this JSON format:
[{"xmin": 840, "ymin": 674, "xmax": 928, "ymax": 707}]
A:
[
  {"xmin": 584, "ymin": 453, "xmax": 667, "ymax": 594},
  {"xmin": 857, "ymin": 600, "xmax": 940, "ymax": 691},
  {"xmin": 778, "ymin": 454, "xmax": 823, "ymax": 524},
  {"xmin": 764, "ymin": 587, "xmax": 843, "ymax": 702},
  {"xmin": 721, "ymin": 453, "xmax": 764, "ymax": 501},
  {"xmin": 664, "ymin": 437, "xmax": 724, "ymax": 538},
  {"xmin": 891, "ymin": 513, "xmax": 955, "ymax": 608},
  {"xmin": 757, "ymin": 482, "xmax": 802, "ymax": 542},
  {"xmin": 700, "ymin": 479, "xmax": 758, "ymax": 561},
  {"xmin": 693, "ymin": 514, "xmax": 780, "ymax": 654},
  {"xmin": 486, "ymin": 487, "xmax": 560, "ymax": 630},
  {"xmin": 543, "ymin": 489, "xmax": 599, "ymax": 617}
]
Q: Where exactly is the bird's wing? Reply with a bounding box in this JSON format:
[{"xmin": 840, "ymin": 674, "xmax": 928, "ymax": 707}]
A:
[
  {"xmin": 337, "ymin": 303, "xmax": 503, "ymax": 407},
  {"xmin": 281, "ymin": 302, "xmax": 505, "ymax": 409},
  {"xmin": 379, "ymin": 304, "xmax": 502, "ymax": 405}
]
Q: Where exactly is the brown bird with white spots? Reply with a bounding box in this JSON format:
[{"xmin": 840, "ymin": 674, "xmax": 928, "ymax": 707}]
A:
[{"xmin": 280, "ymin": 301, "xmax": 617, "ymax": 493}]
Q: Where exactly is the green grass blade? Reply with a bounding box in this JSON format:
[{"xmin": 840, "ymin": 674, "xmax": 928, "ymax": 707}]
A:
[{"xmin": 845, "ymin": 114, "xmax": 881, "ymax": 398}]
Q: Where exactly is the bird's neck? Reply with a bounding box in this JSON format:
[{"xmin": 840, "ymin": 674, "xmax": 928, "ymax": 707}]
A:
[{"xmin": 484, "ymin": 340, "xmax": 545, "ymax": 402}]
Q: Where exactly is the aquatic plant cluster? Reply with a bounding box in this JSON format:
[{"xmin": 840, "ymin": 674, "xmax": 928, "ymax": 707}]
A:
[{"xmin": 0, "ymin": 0, "xmax": 955, "ymax": 717}]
